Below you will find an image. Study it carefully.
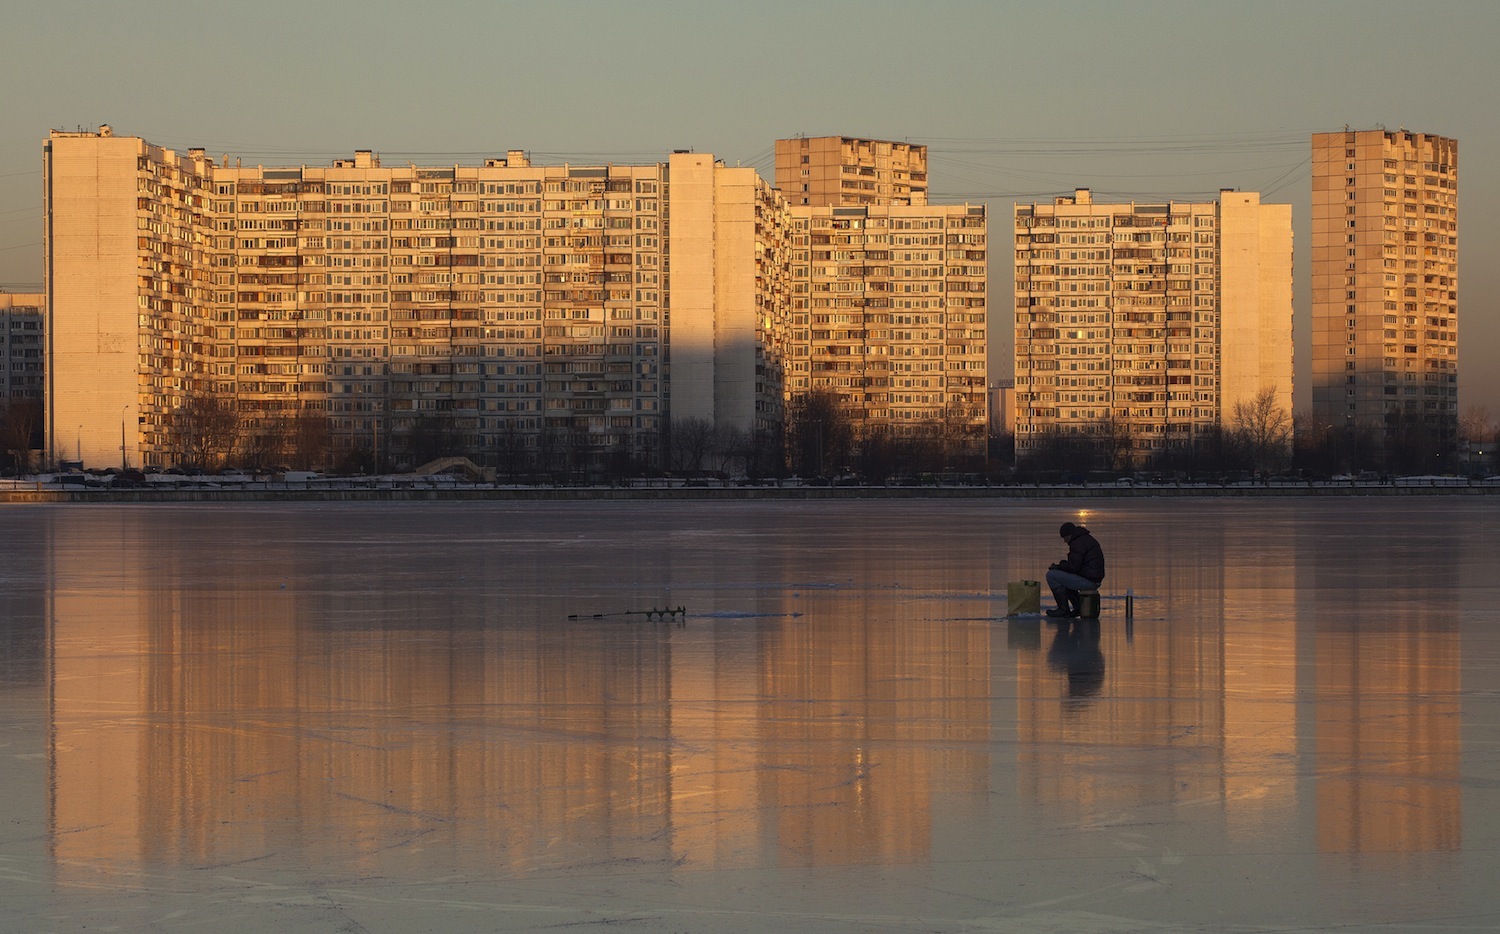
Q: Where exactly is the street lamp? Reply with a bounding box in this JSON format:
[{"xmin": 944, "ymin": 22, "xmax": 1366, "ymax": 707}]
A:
[{"xmin": 120, "ymin": 404, "xmax": 129, "ymax": 471}]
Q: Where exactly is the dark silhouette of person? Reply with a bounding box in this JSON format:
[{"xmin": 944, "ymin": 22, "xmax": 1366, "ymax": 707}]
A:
[
  {"xmin": 1046, "ymin": 521, "xmax": 1105, "ymax": 618},
  {"xmin": 1048, "ymin": 619, "xmax": 1105, "ymax": 700}
]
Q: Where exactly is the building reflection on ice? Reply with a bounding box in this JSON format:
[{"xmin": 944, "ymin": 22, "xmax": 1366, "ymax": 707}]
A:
[
  {"xmin": 1012, "ymin": 509, "xmax": 1460, "ymax": 858},
  {"xmin": 36, "ymin": 503, "xmax": 1463, "ymax": 881},
  {"xmin": 1308, "ymin": 529, "xmax": 1462, "ymax": 857},
  {"xmin": 44, "ymin": 513, "xmax": 994, "ymax": 876}
]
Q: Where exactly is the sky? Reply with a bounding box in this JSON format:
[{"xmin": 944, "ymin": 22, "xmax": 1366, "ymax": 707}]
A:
[{"xmin": 2, "ymin": 0, "xmax": 1496, "ymax": 416}]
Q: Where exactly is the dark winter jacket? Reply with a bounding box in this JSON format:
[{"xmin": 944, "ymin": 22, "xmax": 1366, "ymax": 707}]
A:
[{"xmin": 1057, "ymin": 528, "xmax": 1105, "ymax": 583}]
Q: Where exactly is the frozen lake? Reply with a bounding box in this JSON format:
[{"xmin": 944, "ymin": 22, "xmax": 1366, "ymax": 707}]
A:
[{"xmin": 2, "ymin": 498, "xmax": 1499, "ymax": 932}]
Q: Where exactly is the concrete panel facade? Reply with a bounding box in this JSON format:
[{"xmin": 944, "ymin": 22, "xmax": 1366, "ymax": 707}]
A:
[
  {"xmin": 1310, "ymin": 129, "xmax": 1458, "ymax": 457},
  {"xmin": 775, "ymin": 137, "xmax": 928, "ymax": 208},
  {"xmin": 0, "ymin": 292, "xmax": 45, "ymax": 410},
  {"xmin": 42, "ymin": 128, "xmax": 974, "ymax": 473},
  {"xmin": 788, "ymin": 203, "xmax": 987, "ymax": 453},
  {"xmin": 1014, "ymin": 189, "xmax": 1293, "ymax": 465}
]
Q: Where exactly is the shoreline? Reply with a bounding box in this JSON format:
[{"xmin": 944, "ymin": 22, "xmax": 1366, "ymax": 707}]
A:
[{"xmin": 1, "ymin": 481, "xmax": 1495, "ymax": 504}]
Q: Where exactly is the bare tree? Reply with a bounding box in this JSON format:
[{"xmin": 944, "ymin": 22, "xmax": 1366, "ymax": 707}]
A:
[
  {"xmin": 1385, "ymin": 409, "xmax": 1442, "ymax": 475},
  {"xmin": 1459, "ymin": 405, "xmax": 1492, "ymax": 443},
  {"xmin": 906, "ymin": 423, "xmax": 945, "ymax": 474},
  {"xmin": 1458, "ymin": 406, "xmax": 1496, "ymax": 475},
  {"xmin": 0, "ymin": 399, "xmax": 41, "ymax": 474},
  {"xmin": 1230, "ymin": 388, "xmax": 1292, "ymax": 474},
  {"xmin": 786, "ymin": 391, "xmax": 852, "ymax": 477},
  {"xmin": 1095, "ymin": 415, "xmax": 1133, "ymax": 473},
  {"xmin": 746, "ymin": 427, "xmax": 781, "ymax": 479},
  {"xmin": 240, "ymin": 414, "xmax": 290, "ymax": 474},
  {"xmin": 988, "ymin": 428, "xmax": 1015, "ymax": 476},
  {"xmin": 1021, "ymin": 424, "xmax": 1095, "ymax": 479},
  {"xmin": 168, "ymin": 393, "xmax": 241, "ymax": 471},
  {"xmin": 711, "ymin": 424, "xmax": 752, "ymax": 476},
  {"xmin": 402, "ymin": 412, "xmax": 460, "ymax": 468},
  {"xmin": 563, "ymin": 424, "xmax": 594, "ymax": 481},
  {"xmin": 495, "ymin": 419, "xmax": 529, "ymax": 481},
  {"xmin": 290, "ymin": 407, "xmax": 331, "ymax": 470},
  {"xmin": 667, "ymin": 416, "xmax": 714, "ymax": 473},
  {"xmin": 857, "ymin": 426, "xmax": 898, "ymax": 481},
  {"xmin": 940, "ymin": 402, "xmax": 984, "ymax": 469},
  {"xmin": 536, "ymin": 425, "xmax": 564, "ymax": 480}
]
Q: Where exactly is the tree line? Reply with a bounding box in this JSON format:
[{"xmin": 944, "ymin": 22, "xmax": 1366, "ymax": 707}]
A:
[
  {"xmin": 11, "ymin": 387, "xmax": 1489, "ymax": 480},
  {"xmin": 1010, "ymin": 387, "xmax": 1484, "ymax": 480}
]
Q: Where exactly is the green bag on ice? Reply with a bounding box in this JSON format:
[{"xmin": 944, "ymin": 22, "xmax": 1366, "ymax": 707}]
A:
[{"xmin": 1007, "ymin": 580, "xmax": 1041, "ymax": 616}]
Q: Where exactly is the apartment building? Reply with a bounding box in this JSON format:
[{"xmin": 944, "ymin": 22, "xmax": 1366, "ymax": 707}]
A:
[
  {"xmin": 775, "ymin": 136, "xmax": 928, "ymax": 207},
  {"xmin": 43, "ymin": 127, "xmax": 979, "ymax": 472},
  {"xmin": 0, "ymin": 292, "xmax": 45, "ymax": 407},
  {"xmin": 665, "ymin": 153, "xmax": 792, "ymax": 443},
  {"xmin": 787, "ymin": 203, "xmax": 988, "ymax": 452},
  {"xmin": 211, "ymin": 148, "xmax": 676, "ymax": 473},
  {"xmin": 44, "ymin": 129, "xmax": 792, "ymax": 472},
  {"xmin": 773, "ymin": 137, "xmax": 987, "ymax": 457},
  {"xmin": 1311, "ymin": 129, "xmax": 1458, "ymax": 457},
  {"xmin": 989, "ymin": 379, "xmax": 1015, "ymax": 437},
  {"xmin": 1014, "ymin": 189, "xmax": 1292, "ymax": 465},
  {"xmin": 44, "ymin": 128, "xmax": 210, "ymax": 472}
]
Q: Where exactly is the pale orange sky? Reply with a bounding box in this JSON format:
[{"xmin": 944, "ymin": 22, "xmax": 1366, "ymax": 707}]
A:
[{"xmin": 2, "ymin": 0, "xmax": 1497, "ymax": 415}]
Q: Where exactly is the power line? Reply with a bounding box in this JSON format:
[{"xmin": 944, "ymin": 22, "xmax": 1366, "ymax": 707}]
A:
[{"xmin": 1260, "ymin": 158, "xmax": 1313, "ymax": 198}]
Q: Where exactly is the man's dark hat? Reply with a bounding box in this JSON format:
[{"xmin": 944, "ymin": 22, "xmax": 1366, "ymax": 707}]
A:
[{"xmin": 1059, "ymin": 522, "xmax": 1077, "ymax": 538}]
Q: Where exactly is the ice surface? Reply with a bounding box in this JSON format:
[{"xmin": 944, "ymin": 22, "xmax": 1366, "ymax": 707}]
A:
[{"xmin": 2, "ymin": 498, "xmax": 1499, "ymax": 932}]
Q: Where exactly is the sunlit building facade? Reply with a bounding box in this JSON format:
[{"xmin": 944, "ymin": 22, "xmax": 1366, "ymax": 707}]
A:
[
  {"xmin": 1013, "ymin": 188, "xmax": 1292, "ymax": 465},
  {"xmin": 787, "ymin": 203, "xmax": 988, "ymax": 452},
  {"xmin": 665, "ymin": 153, "xmax": 793, "ymax": 442},
  {"xmin": 0, "ymin": 291, "xmax": 45, "ymax": 407},
  {"xmin": 211, "ymin": 147, "xmax": 677, "ymax": 472},
  {"xmin": 44, "ymin": 128, "xmax": 982, "ymax": 471},
  {"xmin": 775, "ymin": 136, "xmax": 928, "ymax": 207},
  {"xmin": 1311, "ymin": 129, "xmax": 1458, "ymax": 457},
  {"xmin": 989, "ymin": 379, "xmax": 1015, "ymax": 437},
  {"xmin": 771, "ymin": 137, "xmax": 986, "ymax": 457},
  {"xmin": 43, "ymin": 129, "xmax": 793, "ymax": 472}
]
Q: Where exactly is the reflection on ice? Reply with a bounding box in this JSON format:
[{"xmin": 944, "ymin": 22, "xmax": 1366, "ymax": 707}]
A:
[{"xmin": 0, "ymin": 498, "xmax": 1496, "ymax": 931}]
